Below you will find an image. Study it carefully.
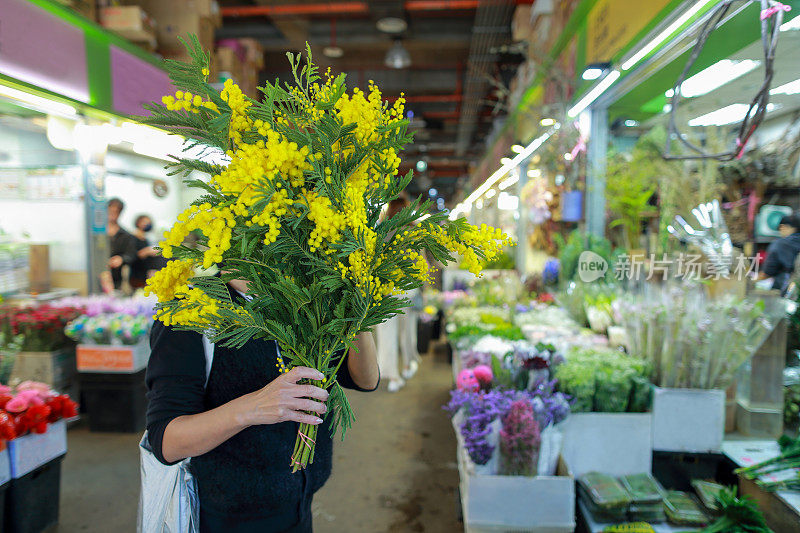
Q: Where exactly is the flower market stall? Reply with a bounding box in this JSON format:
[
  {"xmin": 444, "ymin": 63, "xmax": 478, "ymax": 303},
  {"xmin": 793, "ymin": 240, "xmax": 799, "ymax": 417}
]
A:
[{"xmin": 440, "ymin": 264, "xmax": 792, "ymax": 532}]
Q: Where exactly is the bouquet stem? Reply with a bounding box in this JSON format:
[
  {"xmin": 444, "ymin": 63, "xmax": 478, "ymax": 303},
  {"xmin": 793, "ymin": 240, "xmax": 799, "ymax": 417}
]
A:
[{"xmin": 291, "ymin": 422, "xmax": 319, "ymax": 472}]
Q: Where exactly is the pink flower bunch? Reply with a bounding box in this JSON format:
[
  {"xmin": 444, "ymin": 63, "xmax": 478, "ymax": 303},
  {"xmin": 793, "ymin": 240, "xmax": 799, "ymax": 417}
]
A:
[{"xmin": 499, "ymin": 400, "xmax": 541, "ymax": 476}]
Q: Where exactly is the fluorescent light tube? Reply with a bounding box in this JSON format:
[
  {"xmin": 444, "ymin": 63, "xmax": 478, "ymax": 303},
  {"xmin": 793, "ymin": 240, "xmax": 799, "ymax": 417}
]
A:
[
  {"xmin": 499, "ymin": 175, "xmax": 519, "ymax": 190},
  {"xmin": 770, "ymin": 78, "xmax": 800, "ymax": 95},
  {"xmin": 780, "ymin": 16, "xmax": 800, "ymax": 31},
  {"xmin": 582, "ymin": 67, "xmax": 604, "ymax": 80},
  {"xmin": 540, "ymin": 118, "xmax": 556, "ymax": 126},
  {"xmin": 567, "ymin": 70, "xmax": 620, "ymax": 118},
  {"xmin": 449, "ymin": 131, "xmax": 554, "ymax": 220},
  {"xmin": 677, "ymin": 59, "xmax": 761, "ymax": 98},
  {"xmin": 688, "ymin": 103, "xmax": 778, "ymax": 127},
  {"xmin": 511, "ymin": 144, "xmax": 524, "ymax": 153},
  {"xmin": 485, "ymin": 188, "xmax": 496, "ymax": 199},
  {"xmin": 0, "ymin": 84, "xmax": 77, "ymax": 116},
  {"xmin": 622, "ymin": 0, "xmax": 716, "ymax": 71}
]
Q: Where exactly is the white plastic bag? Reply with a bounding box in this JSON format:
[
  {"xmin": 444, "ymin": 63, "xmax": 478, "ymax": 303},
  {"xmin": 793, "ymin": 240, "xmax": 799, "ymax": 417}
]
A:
[
  {"xmin": 536, "ymin": 424, "xmax": 563, "ymax": 476},
  {"xmin": 137, "ymin": 434, "xmax": 200, "ymax": 533},
  {"xmin": 137, "ymin": 335, "xmax": 214, "ymax": 533}
]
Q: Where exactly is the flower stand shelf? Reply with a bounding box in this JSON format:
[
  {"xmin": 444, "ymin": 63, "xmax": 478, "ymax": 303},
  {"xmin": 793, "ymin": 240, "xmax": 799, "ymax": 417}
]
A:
[
  {"xmin": 652, "ymin": 388, "xmax": 725, "ymax": 453},
  {"xmin": 5, "ymin": 420, "xmax": 68, "ymax": 533},
  {"xmin": 78, "ymin": 369, "xmax": 147, "ymax": 433},
  {"xmin": 456, "ymin": 443, "xmax": 575, "ymax": 532}
]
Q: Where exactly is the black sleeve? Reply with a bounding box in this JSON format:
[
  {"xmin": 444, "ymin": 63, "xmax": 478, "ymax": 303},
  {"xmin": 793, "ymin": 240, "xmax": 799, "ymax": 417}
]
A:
[
  {"xmin": 763, "ymin": 241, "xmax": 784, "ymax": 277},
  {"xmin": 145, "ymin": 321, "xmax": 207, "ymax": 465},
  {"xmin": 120, "ymin": 233, "xmax": 139, "ymax": 265},
  {"xmin": 335, "ymin": 349, "xmax": 380, "ymax": 392}
]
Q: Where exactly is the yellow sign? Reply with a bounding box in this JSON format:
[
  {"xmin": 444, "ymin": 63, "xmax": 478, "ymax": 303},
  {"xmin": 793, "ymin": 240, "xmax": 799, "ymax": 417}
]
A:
[{"xmin": 586, "ymin": 0, "xmax": 672, "ymax": 63}]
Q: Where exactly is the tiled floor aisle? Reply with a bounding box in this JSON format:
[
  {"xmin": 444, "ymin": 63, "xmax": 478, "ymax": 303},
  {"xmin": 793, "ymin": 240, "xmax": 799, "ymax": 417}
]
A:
[{"xmin": 54, "ymin": 343, "xmax": 460, "ymax": 532}]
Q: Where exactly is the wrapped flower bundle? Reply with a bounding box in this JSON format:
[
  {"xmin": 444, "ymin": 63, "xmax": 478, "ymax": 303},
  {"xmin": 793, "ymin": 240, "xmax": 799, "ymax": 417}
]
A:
[
  {"xmin": 0, "ymin": 305, "xmax": 82, "ymax": 352},
  {"xmin": 0, "ymin": 382, "xmax": 78, "ymax": 448},
  {"xmin": 65, "ymin": 313, "xmax": 151, "ymax": 345},
  {"xmin": 499, "ymin": 400, "xmax": 540, "ymax": 476},
  {"xmin": 141, "ymin": 38, "xmax": 511, "ymax": 471}
]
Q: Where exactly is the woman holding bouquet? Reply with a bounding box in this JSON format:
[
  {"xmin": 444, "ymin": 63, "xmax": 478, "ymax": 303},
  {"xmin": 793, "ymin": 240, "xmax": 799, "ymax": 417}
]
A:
[{"xmin": 145, "ymin": 278, "xmax": 379, "ymax": 532}]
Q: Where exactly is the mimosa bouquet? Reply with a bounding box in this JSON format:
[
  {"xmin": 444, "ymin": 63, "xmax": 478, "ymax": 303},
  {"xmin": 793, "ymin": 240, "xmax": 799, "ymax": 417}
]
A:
[{"xmin": 142, "ymin": 37, "xmax": 511, "ymax": 471}]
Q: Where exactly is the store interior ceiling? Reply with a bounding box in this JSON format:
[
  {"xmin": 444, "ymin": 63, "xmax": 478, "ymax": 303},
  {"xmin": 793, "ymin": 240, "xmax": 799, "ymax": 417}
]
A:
[
  {"xmin": 218, "ymin": 0, "xmax": 527, "ymax": 201},
  {"xmin": 641, "ymin": 28, "xmax": 800, "ymax": 134}
]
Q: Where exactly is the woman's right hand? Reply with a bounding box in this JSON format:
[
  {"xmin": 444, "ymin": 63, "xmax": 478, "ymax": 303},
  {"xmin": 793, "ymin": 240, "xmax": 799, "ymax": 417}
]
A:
[{"xmin": 234, "ymin": 367, "xmax": 329, "ymax": 428}]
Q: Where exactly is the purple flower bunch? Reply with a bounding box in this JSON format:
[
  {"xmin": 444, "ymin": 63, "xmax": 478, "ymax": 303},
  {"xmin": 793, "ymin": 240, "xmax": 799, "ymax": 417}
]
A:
[{"xmin": 445, "ymin": 383, "xmax": 570, "ymax": 466}]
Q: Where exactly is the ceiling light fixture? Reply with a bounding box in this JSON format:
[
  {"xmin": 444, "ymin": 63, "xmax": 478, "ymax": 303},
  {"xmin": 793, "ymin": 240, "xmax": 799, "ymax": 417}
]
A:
[
  {"xmin": 567, "ymin": 70, "xmax": 620, "ymax": 118},
  {"xmin": 621, "ymin": 0, "xmax": 717, "ymax": 71},
  {"xmin": 563, "ymin": 152, "xmax": 574, "ymax": 161},
  {"xmin": 449, "ymin": 130, "xmax": 554, "ymax": 220},
  {"xmin": 0, "ymin": 83, "xmax": 77, "ymax": 117},
  {"xmin": 500, "ymin": 157, "xmax": 513, "ymax": 165},
  {"xmin": 497, "ymin": 192, "xmax": 519, "ymax": 211},
  {"xmin": 416, "ymin": 159, "xmax": 428, "ymax": 172},
  {"xmin": 385, "ymin": 39, "xmax": 411, "ymax": 69},
  {"xmin": 323, "ymin": 18, "xmax": 344, "ymax": 58},
  {"xmin": 527, "ymin": 169, "xmax": 541, "ymax": 178},
  {"xmin": 540, "ymin": 118, "xmax": 556, "ymax": 126},
  {"xmin": 667, "ymin": 59, "xmax": 761, "ymax": 98},
  {"xmin": 688, "ymin": 102, "xmax": 778, "ymax": 127},
  {"xmin": 770, "ymin": 78, "xmax": 800, "ymax": 95},
  {"xmin": 511, "ymin": 144, "xmax": 525, "ymax": 153},
  {"xmin": 582, "ymin": 62, "xmax": 610, "ymax": 81},
  {"xmin": 376, "ymin": 17, "xmax": 407, "ymax": 34},
  {"xmin": 624, "ymin": 119, "xmax": 639, "ymax": 127},
  {"xmin": 485, "ymin": 188, "xmax": 496, "ymax": 199}
]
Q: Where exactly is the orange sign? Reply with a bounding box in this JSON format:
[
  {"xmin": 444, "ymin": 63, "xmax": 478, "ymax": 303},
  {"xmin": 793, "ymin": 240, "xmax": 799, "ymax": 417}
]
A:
[{"xmin": 77, "ymin": 345, "xmax": 136, "ymax": 371}]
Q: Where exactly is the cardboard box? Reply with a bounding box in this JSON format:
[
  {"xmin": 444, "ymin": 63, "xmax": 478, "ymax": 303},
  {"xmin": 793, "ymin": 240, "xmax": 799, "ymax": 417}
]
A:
[
  {"xmin": 561, "ymin": 413, "xmax": 653, "ymax": 478},
  {"xmin": 100, "ymin": 6, "xmax": 157, "ymax": 50},
  {"xmin": 77, "ymin": 340, "xmax": 149, "ymax": 373},
  {"xmin": 456, "ymin": 437, "xmax": 574, "ymax": 532},
  {"xmin": 10, "ymin": 349, "xmax": 76, "ymax": 391},
  {"xmin": 59, "ymin": 0, "xmax": 97, "ymax": 22},
  {"xmin": 123, "ymin": 1, "xmax": 220, "ymax": 49},
  {"xmin": 8, "ymin": 421, "xmax": 67, "ymax": 479}
]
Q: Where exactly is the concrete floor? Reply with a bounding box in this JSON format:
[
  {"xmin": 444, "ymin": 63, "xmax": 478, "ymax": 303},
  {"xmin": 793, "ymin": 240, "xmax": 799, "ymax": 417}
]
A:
[{"xmin": 54, "ymin": 343, "xmax": 460, "ymax": 532}]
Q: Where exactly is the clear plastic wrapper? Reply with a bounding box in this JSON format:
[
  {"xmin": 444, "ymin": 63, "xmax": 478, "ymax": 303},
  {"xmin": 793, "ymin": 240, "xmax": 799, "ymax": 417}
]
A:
[
  {"xmin": 578, "ymin": 472, "xmax": 632, "ymax": 510},
  {"xmin": 663, "ymin": 490, "xmax": 707, "ymax": 526},
  {"xmin": 691, "ymin": 480, "xmax": 725, "ymax": 512},
  {"xmin": 619, "ymin": 473, "xmax": 664, "ymax": 504}
]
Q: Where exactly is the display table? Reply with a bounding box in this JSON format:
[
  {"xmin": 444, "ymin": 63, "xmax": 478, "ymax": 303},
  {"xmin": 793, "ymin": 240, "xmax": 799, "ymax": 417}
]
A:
[{"xmin": 722, "ymin": 440, "xmax": 800, "ymax": 532}]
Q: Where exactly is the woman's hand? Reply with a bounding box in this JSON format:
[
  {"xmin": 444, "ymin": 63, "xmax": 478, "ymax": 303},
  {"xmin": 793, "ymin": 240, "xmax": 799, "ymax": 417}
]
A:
[{"xmin": 235, "ymin": 366, "xmax": 329, "ymax": 428}]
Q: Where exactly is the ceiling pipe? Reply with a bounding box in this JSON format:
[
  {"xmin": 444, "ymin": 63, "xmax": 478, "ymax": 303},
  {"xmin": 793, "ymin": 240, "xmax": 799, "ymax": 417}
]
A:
[{"xmin": 386, "ymin": 94, "xmax": 462, "ymax": 103}]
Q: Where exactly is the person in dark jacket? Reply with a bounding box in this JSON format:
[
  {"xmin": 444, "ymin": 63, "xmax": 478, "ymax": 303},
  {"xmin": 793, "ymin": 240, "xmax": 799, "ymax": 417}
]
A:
[
  {"xmin": 130, "ymin": 214, "xmax": 167, "ymax": 289},
  {"xmin": 145, "ymin": 279, "xmax": 379, "ymax": 532},
  {"xmin": 763, "ymin": 213, "xmax": 800, "ymax": 294},
  {"xmin": 107, "ymin": 198, "xmax": 138, "ymax": 290}
]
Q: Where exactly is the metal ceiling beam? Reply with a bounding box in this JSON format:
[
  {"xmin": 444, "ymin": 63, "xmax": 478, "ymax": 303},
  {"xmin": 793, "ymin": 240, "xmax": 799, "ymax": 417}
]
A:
[{"xmin": 454, "ymin": 0, "xmax": 515, "ymax": 156}]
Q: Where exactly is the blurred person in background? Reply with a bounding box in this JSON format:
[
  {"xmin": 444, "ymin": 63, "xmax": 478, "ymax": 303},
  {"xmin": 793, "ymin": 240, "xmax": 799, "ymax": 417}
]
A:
[
  {"xmin": 106, "ymin": 197, "xmax": 137, "ymax": 291},
  {"xmin": 130, "ymin": 214, "xmax": 167, "ymax": 289},
  {"xmin": 375, "ymin": 197, "xmax": 413, "ymax": 392},
  {"xmin": 763, "ymin": 213, "xmax": 800, "ymax": 294}
]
